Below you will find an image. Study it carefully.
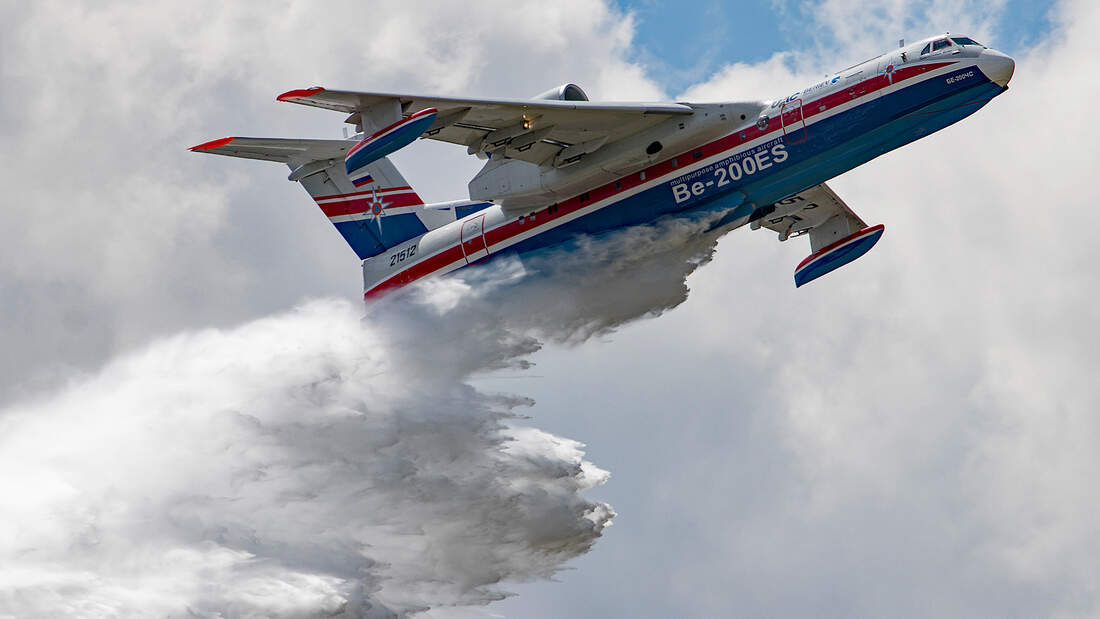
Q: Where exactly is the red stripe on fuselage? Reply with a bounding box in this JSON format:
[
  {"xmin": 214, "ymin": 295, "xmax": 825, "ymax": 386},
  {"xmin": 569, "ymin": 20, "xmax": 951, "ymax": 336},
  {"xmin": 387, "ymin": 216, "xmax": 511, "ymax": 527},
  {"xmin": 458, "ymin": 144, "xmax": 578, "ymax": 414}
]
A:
[
  {"xmin": 367, "ymin": 245, "xmax": 467, "ymax": 298},
  {"xmin": 364, "ymin": 60, "xmax": 961, "ymax": 298}
]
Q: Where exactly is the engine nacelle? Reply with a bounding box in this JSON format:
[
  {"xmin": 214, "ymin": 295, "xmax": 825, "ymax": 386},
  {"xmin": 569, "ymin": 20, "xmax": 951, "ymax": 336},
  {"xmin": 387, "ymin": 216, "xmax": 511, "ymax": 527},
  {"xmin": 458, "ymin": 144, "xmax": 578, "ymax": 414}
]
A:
[{"xmin": 531, "ymin": 83, "xmax": 589, "ymax": 101}]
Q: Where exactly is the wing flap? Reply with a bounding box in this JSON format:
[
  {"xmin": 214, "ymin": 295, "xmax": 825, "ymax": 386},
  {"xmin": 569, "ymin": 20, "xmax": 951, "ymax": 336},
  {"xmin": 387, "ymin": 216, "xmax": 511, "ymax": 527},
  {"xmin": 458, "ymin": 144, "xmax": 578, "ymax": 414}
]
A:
[{"xmin": 758, "ymin": 183, "xmax": 867, "ymax": 247}]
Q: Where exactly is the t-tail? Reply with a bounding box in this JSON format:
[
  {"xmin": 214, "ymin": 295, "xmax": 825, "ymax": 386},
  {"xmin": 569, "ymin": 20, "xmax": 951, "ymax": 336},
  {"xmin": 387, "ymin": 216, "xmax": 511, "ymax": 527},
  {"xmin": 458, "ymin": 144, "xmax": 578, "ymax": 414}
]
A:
[{"xmin": 189, "ymin": 136, "xmax": 454, "ymax": 259}]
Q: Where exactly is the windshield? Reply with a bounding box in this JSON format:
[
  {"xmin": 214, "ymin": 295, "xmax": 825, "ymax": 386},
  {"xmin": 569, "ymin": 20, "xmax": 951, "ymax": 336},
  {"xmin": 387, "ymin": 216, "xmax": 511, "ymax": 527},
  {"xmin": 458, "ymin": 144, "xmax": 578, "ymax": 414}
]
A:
[{"xmin": 951, "ymin": 37, "xmax": 984, "ymax": 47}]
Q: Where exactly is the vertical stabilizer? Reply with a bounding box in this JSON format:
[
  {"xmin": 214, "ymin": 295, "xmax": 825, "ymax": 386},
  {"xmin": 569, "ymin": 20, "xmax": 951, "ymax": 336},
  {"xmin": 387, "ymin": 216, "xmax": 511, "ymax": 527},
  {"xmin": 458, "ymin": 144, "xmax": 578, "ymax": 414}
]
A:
[
  {"xmin": 297, "ymin": 155, "xmax": 451, "ymax": 259},
  {"xmin": 190, "ymin": 136, "xmax": 454, "ymax": 259}
]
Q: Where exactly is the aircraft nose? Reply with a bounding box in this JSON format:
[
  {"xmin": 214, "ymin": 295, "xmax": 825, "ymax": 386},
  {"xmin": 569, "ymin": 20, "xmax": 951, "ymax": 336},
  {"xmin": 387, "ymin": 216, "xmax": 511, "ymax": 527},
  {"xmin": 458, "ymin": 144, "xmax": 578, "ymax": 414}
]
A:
[{"xmin": 978, "ymin": 48, "xmax": 1015, "ymax": 87}]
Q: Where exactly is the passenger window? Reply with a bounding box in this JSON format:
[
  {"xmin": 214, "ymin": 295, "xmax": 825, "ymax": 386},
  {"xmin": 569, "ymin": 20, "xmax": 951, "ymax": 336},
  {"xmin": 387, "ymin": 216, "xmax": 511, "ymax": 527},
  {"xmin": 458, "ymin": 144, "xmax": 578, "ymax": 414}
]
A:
[
  {"xmin": 932, "ymin": 39, "xmax": 952, "ymax": 52},
  {"xmin": 921, "ymin": 43, "xmax": 931, "ymax": 55}
]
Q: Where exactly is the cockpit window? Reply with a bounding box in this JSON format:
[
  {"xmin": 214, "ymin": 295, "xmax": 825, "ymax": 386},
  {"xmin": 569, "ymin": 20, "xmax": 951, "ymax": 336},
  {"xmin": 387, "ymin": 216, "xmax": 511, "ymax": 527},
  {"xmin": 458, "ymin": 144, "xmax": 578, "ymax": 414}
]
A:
[
  {"xmin": 951, "ymin": 37, "xmax": 983, "ymax": 47},
  {"xmin": 932, "ymin": 39, "xmax": 952, "ymax": 52},
  {"xmin": 921, "ymin": 43, "xmax": 931, "ymax": 55}
]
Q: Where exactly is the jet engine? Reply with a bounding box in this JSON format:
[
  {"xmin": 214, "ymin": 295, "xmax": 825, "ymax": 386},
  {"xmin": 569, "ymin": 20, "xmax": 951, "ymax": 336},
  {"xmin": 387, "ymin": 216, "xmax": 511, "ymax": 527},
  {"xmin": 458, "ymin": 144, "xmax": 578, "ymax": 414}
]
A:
[{"xmin": 531, "ymin": 83, "xmax": 589, "ymax": 101}]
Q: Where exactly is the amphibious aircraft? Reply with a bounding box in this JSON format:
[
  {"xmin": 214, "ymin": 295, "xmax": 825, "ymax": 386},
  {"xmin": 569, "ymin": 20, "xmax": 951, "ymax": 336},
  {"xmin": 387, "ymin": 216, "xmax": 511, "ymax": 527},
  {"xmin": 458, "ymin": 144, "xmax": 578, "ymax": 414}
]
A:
[{"xmin": 192, "ymin": 34, "xmax": 1013, "ymax": 296}]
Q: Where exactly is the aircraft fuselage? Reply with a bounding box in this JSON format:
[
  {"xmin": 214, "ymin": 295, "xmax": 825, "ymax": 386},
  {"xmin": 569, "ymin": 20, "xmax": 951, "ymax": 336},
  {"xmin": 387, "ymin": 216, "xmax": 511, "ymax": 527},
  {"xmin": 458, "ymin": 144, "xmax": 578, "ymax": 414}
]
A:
[{"xmin": 361, "ymin": 36, "xmax": 1014, "ymax": 297}]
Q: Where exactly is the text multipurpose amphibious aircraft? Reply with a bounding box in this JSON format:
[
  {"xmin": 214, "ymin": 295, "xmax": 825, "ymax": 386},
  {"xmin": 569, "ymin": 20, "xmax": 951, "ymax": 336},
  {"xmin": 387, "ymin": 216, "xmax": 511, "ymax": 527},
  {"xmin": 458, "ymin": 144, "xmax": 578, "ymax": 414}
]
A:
[{"xmin": 192, "ymin": 34, "xmax": 1013, "ymax": 296}]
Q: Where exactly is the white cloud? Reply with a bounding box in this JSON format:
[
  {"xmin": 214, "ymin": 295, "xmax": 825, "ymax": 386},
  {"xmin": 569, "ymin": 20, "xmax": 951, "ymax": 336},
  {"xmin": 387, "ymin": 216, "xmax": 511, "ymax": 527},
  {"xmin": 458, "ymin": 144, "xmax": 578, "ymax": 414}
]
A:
[
  {"xmin": 0, "ymin": 2, "xmax": 670, "ymax": 615},
  {"xmin": 677, "ymin": 51, "xmax": 807, "ymax": 103},
  {"xmin": 494, "ymin": 1, "xmax": 1100, "ymax": 616},
  {"xmin": 5, "ymin": 0, "xmax": 1100, "ymax": 617},
  {"xmin": 774, "ymin": 0, "xmax": 1008, "ymax": 57},
  {"xmin": 0, "ymin": 297, "xmax": 615, "ymax": 617},
  {"xmin": 0, "ymin": 0, "xmax": 664, "ymax": 396},
  {"xmin": 0, "ymin": 202, "xmax": 738, "ymax": 616}
]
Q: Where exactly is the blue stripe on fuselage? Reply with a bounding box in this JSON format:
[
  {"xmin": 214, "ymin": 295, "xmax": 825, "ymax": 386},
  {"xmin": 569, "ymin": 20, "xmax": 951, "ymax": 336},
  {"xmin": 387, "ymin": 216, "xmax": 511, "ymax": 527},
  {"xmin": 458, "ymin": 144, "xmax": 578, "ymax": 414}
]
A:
[{"xmin": 500, "ymin": 65, "xmax": 1004, "ymax": 260}]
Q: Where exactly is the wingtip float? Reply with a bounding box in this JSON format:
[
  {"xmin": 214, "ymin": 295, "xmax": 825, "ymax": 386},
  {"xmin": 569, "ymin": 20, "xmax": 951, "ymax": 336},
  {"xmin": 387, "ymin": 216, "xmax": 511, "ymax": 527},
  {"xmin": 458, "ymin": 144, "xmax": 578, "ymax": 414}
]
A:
[
  {"xmin": 794, "ymin": 224, "xmax": 885, "ymax": 288},
  {"xmin": 345, "ymin": 108, "xmax": 438, "ymax": 187}
]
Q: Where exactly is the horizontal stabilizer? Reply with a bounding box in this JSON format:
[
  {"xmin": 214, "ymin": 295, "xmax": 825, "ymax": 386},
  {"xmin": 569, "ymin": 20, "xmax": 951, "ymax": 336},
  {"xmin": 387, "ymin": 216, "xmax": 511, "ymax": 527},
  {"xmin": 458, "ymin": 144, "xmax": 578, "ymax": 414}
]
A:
[
  {"xmin": 794, "ymin": 224, "xmax": 884, "ymax": 287},
  {"xmin": 189, "ymin": 135, "xmax": 452, "ymax": 259},
  {"xmin": 189, "ymin": 136, "xmax": 352, "ymax": 166}
]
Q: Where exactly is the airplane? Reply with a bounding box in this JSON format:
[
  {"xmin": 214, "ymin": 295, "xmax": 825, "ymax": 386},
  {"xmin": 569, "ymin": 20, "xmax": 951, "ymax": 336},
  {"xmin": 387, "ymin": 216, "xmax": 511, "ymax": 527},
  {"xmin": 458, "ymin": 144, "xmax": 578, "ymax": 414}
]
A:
[{"xmin": 191, "ymin": 34, "xmax": 1014, "ymax": 297}]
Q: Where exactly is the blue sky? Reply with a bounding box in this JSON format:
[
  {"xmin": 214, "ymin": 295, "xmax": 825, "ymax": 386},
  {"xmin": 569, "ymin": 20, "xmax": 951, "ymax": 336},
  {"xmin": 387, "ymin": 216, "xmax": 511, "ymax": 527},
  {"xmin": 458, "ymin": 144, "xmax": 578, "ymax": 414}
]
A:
[{"xmin": 618, "ymin": 0, "xmax": 1055, "ymax": 92}]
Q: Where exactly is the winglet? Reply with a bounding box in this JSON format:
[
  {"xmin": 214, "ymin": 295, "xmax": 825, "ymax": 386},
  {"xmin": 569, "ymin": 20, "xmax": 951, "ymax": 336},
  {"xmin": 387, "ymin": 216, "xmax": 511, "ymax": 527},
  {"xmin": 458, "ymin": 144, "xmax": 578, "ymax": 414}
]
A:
[
  {"xmin": 189, "ymin": 136, "xmax": 235, "ymax": 151},
  {"xmin": 276, "ymin": 87, "xmax": 325, "ymax": 102}
]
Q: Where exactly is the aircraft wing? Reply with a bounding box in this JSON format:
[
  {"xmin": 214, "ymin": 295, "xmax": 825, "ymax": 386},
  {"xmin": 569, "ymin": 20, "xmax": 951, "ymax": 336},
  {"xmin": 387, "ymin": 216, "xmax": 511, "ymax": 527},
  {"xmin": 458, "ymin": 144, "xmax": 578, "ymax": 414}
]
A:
[
  {"xmin": 275, "ymin": 87, "xmax": 695, "ymax": 167},
  {"xmin": 754, "ymin": 183, "xmax": 885, "ymax": 287}
]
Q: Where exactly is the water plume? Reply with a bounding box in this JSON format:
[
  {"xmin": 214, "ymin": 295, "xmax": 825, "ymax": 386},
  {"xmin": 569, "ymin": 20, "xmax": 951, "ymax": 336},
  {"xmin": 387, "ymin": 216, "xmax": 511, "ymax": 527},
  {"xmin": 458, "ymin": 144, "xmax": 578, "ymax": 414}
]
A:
[{"xmin": 0, "ymin": 211, "xmax": 727, "ymax": 617}]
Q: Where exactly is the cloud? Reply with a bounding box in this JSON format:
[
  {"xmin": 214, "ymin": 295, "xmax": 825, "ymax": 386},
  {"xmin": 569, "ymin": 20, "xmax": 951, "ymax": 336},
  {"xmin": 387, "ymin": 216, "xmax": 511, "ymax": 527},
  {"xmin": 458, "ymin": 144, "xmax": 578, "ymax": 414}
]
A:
[
  {"xmin": 490, "ymin": 1, "xmax": 1100, "ymax": 617},
  {"xmin": 774, "ymin": 0, "xmax": 1008, "ymax": 58},
  {"xmin": 681, "ymin": 0, "xmax": 1011, "ymax": 104},
  {"xmin": 5, "ymin": 0, "xmax": 1100, "ymax": 617},
  {"xmin": 0, "ymin": 294, "xmax": 615, "ymax": 617},
  {"xmin": 0, "ymin": 182, "xmax": 727, "ymax": 617},
  {"xmin": 0, "ymin": 0, "xmax": 664, "ymax": 397},
  {"xmin": 0, "ymin": 2, "xmax": 678, "ymax": 614}
]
